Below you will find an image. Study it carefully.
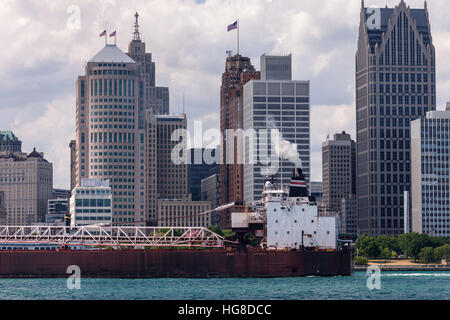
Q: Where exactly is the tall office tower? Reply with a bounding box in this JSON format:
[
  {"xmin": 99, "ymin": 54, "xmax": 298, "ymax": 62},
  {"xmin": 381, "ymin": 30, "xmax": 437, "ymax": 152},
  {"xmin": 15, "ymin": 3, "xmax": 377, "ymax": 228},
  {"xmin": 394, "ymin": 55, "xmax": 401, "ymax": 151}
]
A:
[
  {"xmin": 411, "ymin": 105, "xmax": 450, "ymax": 237},
  {"xmin": 156, "ymin": 114, "xmax": 188, "ymax": 200},
  {"xmin": 201, "ymin": 174, "xmax": 220, "ymax": 209},
  {"xmin": 188, "ymin": 148, "xmax": 219, "ymax": 201},
  {"xmin": 322, "ymin": 132, "xmax": 356, "ymax": 212},
  {"xmin": 144, "ymin": 111, "xmax": 158, "ymax": 225},
  {"xmin": 75, "ymin": 43, "xmax": 146, "ymax": 226},
  {"xmin": 260, "ymin": 54, "xmax": 292, "ymax": 81},
  {"xmin": 356, "ymin": 1, "xmax": 436, "ymax": 235},
  {"xmin": 220, "ymin": 54, "xmax": 260, "ymax": 210},
  {"xmin": 69, "ymin": 140, "xmax": 76, "ymax": 192},
  {"xmin": 243, "ymin": 55, "xmax": 310, "ymax": 204},
  {"xmin": 341, "ymin": 195, "xmax": 358, "ymax": 237},
  {"xmin": 0, "ymin": 131, "xmax": 22, "ymax": 152},
  {"xmin": 127, "ymin": 12, "xmax": 169, "ymax": 118},
  {"xmin": 0, "ymin": 149, "xmax": 53, "ymax": 225}
]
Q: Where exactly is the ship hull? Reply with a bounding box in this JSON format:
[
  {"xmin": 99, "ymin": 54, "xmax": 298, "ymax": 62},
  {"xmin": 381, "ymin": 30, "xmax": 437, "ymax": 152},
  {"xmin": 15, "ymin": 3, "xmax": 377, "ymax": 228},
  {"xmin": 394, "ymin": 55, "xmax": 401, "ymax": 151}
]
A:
[{"xmin": 0, "ymin": 248, "xmax": 352, "ymax": 278}]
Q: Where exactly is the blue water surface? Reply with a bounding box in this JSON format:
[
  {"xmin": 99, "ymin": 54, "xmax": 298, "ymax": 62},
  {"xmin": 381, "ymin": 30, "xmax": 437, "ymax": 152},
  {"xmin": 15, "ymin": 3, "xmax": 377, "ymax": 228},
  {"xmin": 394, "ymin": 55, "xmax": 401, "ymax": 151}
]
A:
[{"xmin": 0, "ymin": 271, "xmax": 448, "ymax": 300}]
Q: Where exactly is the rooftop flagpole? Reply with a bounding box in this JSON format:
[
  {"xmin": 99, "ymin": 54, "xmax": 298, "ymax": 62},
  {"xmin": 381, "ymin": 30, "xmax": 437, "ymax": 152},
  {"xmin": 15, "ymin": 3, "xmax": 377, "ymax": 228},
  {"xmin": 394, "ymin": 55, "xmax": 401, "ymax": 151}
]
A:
[{"xmin": 237, "ymin": 18, "xmax": 240, "ymax": 55}]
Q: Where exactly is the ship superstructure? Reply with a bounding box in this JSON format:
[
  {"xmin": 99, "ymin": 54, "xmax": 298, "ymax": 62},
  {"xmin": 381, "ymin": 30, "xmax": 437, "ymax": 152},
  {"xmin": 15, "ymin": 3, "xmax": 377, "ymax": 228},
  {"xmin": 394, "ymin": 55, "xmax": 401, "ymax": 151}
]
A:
[{"xmin": 265, "ymin": 168, "xmax": 337, "ymax": 250}]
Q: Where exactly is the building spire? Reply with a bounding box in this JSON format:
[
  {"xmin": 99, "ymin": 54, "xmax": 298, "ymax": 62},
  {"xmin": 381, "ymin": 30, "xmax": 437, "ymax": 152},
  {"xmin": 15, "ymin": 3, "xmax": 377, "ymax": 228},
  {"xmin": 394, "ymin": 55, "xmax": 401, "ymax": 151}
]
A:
[{"xmin": 133, "ymin": 12, "xmax": 141, "ymax": 41}]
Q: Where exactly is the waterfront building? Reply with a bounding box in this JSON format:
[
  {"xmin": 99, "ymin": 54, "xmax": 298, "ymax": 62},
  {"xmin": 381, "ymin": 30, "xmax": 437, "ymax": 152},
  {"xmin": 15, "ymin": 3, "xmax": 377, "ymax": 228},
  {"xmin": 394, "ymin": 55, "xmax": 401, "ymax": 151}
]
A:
[
  {"xmin": 355, "ymin": 1, "xmax": 436, "ymax": 235},
  {"xmin": 0, "ymin": 149, "xmax": 53, "ymax": 225},
  {"xmin": 52, "ymin": 188, "xmax": 70, "ymax": 200},
  {"xmin": 0, "ymin": 131, "xmax": 22, "ymax": 153},
  {"xmin": 157, "ymin": 196, "xmax": 211, "ymax": 228},
  {"xmin": 156, "ymin": 114, "xmax": 188, "ymax": 200},
  {"xmin": 309, "ymin": 181, "xmax": 323, "ymax": 203},
  {"xmin": 341, "ymin": 195, "xmax": 358, "ymax": 237},
  {"xmin": 201, "ymin": 174, "xmax": 220, "ymax": 209},
  {"xmin": 188, "ymin": 148, "xmax": 219, "ymax": 201},
  {"xmin": 70, "ymin": 179, "xmax": 112, "ymax": 227},
  {"xmin": 411, "ymin": 106, "xmax": 450, "ymax": 237},
  {"xmin": 243, "ymin": 54, "xmax": 310, "ymax": 204},
  {"xmin": 127, "ymin": 12, "xmax": 169, "ymax": 117},
  {"xmin": 322, "ymin": 132, "xmax": 356, "ymax": 212}
]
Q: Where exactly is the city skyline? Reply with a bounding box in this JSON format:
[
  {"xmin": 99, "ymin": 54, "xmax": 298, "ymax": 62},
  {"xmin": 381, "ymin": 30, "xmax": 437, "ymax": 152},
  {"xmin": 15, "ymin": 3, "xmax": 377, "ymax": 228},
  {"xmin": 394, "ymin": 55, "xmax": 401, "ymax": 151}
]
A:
[{"xmin": 3, "ymin": 0, "xmax": 450, "ymax": 189}]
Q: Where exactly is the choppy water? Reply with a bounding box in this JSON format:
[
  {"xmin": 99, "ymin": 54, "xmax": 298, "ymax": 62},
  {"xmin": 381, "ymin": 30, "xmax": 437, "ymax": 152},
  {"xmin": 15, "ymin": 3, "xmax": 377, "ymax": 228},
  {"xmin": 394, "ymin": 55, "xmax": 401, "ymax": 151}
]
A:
[{"xmin": 0, "ymin": 271, "xmax": 448, "ymax": 300}]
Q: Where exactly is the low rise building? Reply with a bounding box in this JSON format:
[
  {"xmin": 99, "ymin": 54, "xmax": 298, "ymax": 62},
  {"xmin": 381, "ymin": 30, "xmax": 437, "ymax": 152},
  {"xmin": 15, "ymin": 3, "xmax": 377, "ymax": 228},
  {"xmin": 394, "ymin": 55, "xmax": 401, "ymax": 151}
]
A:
[
  {"xmin": 46, "ymin": 198, "xmax": 69, "ymax": 225},
  {"xmin": 157, "ymin": 196, "xmax": 211, "ymax": 228},
  {"xmin": 70, "ymin": 179, "xmax": 112, "ymax": 227}
]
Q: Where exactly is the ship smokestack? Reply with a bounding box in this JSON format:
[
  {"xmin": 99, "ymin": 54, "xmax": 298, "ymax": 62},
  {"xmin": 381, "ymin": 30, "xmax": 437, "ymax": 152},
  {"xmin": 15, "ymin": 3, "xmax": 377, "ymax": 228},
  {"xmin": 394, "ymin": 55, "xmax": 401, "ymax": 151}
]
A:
[{"xmin": 288, "ymin": 168, "xmax": 308, "ymax": 198}]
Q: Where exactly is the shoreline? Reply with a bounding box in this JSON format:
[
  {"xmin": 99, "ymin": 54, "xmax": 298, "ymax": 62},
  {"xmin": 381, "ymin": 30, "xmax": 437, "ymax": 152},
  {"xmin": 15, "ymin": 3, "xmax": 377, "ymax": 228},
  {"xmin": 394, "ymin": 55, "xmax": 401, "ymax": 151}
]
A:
[{"xmin": 354, "ymin": 265, "xmax": 450, "ymax": 271}]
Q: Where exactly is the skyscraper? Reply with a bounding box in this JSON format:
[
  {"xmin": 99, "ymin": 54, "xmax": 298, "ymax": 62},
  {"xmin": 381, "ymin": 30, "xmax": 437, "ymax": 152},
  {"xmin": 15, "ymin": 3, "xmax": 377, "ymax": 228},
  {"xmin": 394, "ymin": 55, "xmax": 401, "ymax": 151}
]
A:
[
  {"xmin": 220, "ymin": 54, "xmax": 260, "ymax": 208},
  {"xmin": 156, "ymin": 114, "xmax": 188, "ymax": 200},
  {"xmin": 243, "ymin": 55, "xmax": 310, "ymax": 204},
  {"xmin": 411, "ymin": 105, "xmax": 450, "ymax": 237},
  {"xmin": 355, "ymin": 0, "xmax": 436, "ymax": 235},
  {"xmin": 322, "ymin": 131, "xmax": 356, "ymax": 212},
  {"xmin": 69, "ymin": 140, "xmax": 76, "ymax": 192},
  {"xmin": 127, "ymin": 13, "xmax": 169, "ymax": 118},
  {"xmin": 188, "ymin": 148, "xmax": 219, "ymax": 201},
  {"xmin": 75, "ymin": 43, "xmax": 145, "ymax": 226}
]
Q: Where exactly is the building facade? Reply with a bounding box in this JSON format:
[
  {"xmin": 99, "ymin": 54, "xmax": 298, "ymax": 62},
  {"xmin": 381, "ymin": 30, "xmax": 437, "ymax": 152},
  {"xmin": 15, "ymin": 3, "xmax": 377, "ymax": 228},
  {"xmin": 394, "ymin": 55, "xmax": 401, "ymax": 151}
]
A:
[
  {"xmin": 46, "ymin": 198, "xmax": 69, "ymax": 225},
  {"xmin": 243, "ymin": 55, "xmax": 310, "ymax": 204},
  {"xmin": 70, "ymin": 179, "xmax": 112, "ymax": 227},
  {"xmin": 0, "ymin": 131, "xmax": 22, "ymax": 153},
  {"xmin": 201, "ymin": 174, "xmax": 220, "ymax": 209},
  {"xmin": 260, "ymin": 54, "xmax": 292, "ymax": 81},
  {"xmin": 156, "ymin": 114, "xmax": 188, "ymax": 200},
  {"xmin": 411, "ymin": 107, "xmax": 450, "ymax": 237},
  {"xmin": 322, "ymin": 132, "xmax": 356, "ymax": 212},
  {"xmin": 220, "ymin": 54, "xmax": 260, "ymax": 208},
  {"xmin": 70, "ymin": 140, "xmax": 76, "ymax": 192},
  {"xmin": 341, "ymin": 195, "xmax": 358, "ymax": 237},
  {"xmin": 74, "ymin": 43, "xmax": 146, "ymax": 226},
  {"xmin": 0, "ymin": 149, "xmax": 53, "ymax": 225},
  {"xmin": 157, "ymin": 197, "xmax": 211, "ymax": 228},
  {"xmin": 355, "ymin": 1, "xmax": 436, "ymax": 235},
  {"xmin": 188, "ymin": 148, "xmax": 219, "ymax": 201},
  {"xmin": 0, "ymin": 191, "xmax": 5, "ymax": 225},
  {"xmin": 309, "ymin": 181, "xmax": 323, "ymax": 203}
]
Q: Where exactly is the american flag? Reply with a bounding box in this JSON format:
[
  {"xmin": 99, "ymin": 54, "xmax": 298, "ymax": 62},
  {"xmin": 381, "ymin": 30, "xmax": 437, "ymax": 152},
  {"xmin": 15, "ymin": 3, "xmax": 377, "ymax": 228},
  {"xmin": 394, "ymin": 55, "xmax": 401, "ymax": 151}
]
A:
[
  {"xmin": 109, "ymin": 31, "xmax": 116, "ymax": 37},
  {"xmin": 99, "ymin": 30, "xmax": 107, "ymax": 37},
  {"xmin": 227, "ymin": 20, "xmax": 238, "ymax": 32}
]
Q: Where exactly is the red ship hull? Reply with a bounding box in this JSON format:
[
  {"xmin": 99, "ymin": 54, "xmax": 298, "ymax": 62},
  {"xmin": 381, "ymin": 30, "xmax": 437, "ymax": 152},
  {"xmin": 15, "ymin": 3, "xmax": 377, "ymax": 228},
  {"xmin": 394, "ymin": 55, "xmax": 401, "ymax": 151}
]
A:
[{"xmin": 0, "ymin": 248, "xmax": 352, "ymax": 278}]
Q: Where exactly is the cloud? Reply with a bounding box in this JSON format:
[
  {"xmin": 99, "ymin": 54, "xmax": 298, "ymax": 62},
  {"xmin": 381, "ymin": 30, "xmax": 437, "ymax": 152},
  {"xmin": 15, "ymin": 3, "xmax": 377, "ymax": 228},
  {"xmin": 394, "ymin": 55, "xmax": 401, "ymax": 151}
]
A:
[{"xmin": 0, "ymin": 0, "xmax": 448, "ymax": 190}]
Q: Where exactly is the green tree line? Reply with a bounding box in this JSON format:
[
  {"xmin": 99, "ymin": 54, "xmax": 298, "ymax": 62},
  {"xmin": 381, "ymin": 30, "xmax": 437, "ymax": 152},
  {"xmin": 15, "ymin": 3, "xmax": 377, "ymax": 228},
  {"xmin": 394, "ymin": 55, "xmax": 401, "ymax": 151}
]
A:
[{"xmin": 355, "ymin": 233, "xmax": 450, "ymax": 264}]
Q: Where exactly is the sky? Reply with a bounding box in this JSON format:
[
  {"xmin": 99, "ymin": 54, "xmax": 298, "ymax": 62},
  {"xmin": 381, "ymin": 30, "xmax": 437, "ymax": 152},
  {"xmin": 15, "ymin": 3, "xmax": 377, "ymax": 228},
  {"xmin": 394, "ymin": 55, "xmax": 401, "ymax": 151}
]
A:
[{"xmin": 1, "ymin": 0, "xmax": 450, "ymax": 189}]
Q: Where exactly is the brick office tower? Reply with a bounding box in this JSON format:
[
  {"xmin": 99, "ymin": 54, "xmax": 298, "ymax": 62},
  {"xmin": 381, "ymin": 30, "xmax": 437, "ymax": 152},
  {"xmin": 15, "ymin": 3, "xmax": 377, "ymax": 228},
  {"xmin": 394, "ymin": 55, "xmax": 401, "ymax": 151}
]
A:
[
  {"xmin": 356, "ymin": 0, "xmax": 436, "ymax": 235},
  {"xmin": 219, "ymin": 53, "xmax": 259, "ymax": 228}
]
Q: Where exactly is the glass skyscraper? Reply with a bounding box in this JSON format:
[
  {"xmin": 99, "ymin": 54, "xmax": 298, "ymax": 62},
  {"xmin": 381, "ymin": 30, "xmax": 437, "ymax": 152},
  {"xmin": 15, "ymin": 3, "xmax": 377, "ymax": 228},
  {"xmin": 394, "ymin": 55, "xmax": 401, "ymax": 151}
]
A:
[{"xmin": 355, "ymin": 1, "xmax": 436, "ymax": 235}]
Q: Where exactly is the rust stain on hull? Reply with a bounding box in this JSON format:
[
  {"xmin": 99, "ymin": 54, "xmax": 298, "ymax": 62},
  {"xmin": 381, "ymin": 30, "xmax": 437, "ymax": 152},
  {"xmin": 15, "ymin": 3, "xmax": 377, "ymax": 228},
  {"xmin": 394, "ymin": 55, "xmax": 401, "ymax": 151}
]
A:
[{"xmin": 0, "ymin": 248, "xmax": 352, "ymax": 278}]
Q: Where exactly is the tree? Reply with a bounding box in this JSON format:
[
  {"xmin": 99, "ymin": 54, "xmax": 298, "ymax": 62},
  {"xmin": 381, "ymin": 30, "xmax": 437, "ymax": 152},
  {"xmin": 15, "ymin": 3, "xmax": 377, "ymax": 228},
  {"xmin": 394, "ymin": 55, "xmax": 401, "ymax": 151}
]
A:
[
  {"xmin": 222, "ymin": 229, "xmax": 236, "ymax": 240},
  {"xmin": 243, "ymin": 232, "xmax": 259, "ymax": 248},
  {"xmin": 380, "ymin": 247, "xmax": 392, "ymax": 263},
  {"xmin": 419, "ymin": 247, "xmax": 436, "ymax": 264},
  {"xmin": 364, "ymin": 241, "xmax": 382, "ymax": 259},
  {"xmin": 354, "ymin": 256, "xmax": 369, "ymax": 266},
  {"xmin": 434, "ymin": 244, "xmax": 450, "ymax": 265},
  {"xmin": 207, "ymin": 225, "xmax": 223, "ymax": 236}
]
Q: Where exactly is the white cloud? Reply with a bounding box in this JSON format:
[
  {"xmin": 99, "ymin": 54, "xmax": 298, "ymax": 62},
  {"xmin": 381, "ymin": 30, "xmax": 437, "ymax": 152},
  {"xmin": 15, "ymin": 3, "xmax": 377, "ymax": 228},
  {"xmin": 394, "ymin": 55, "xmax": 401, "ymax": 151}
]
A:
[{"xmin": 0, "ymin": 0, "xmax": 448, "ymax": 189}]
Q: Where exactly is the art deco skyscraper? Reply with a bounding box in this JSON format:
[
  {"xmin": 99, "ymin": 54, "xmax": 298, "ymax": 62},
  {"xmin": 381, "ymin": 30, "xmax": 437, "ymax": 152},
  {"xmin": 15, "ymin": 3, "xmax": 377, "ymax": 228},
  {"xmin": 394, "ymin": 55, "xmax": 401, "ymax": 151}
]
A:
[
  {"xmin": 355, "ymin": 0, "xmax": 436, "ymax": 236},
  {"xmin": 127, "ymin": 12, "xmax": 169, "ymax": 119},
  {"xmin": 220, "ymin": 54, "xmax": 259, "ymax": 208}
]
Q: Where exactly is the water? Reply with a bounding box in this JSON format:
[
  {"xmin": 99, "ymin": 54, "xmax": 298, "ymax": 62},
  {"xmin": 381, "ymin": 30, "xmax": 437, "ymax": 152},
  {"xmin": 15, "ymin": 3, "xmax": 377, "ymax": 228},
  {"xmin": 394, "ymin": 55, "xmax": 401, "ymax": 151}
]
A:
[{"xmin": 0, "ymin": 272, "xmax": 448, "ymax": 300}]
